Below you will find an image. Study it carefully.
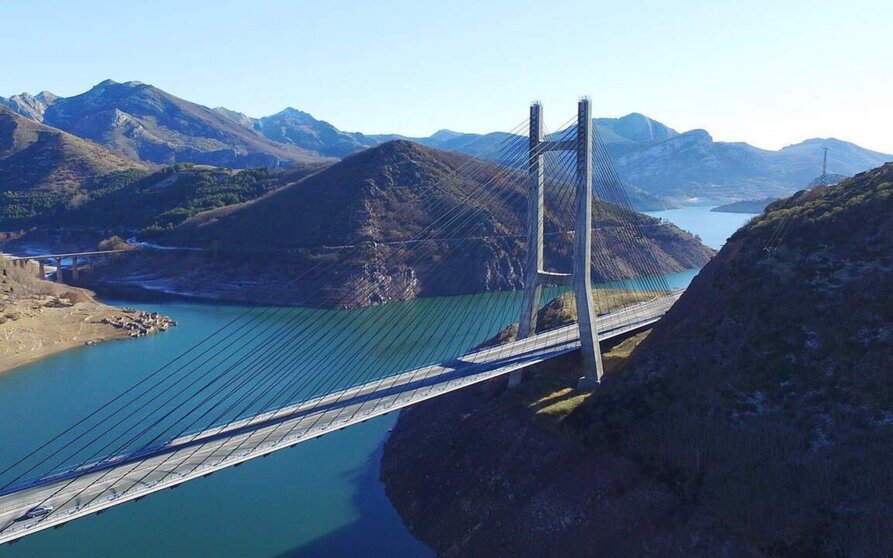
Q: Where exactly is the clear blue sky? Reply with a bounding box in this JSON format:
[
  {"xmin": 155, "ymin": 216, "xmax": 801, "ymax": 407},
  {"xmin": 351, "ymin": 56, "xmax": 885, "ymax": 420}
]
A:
[{"xmin": 3, "ymin": 0, "xmax": 891, "ymax": 152}]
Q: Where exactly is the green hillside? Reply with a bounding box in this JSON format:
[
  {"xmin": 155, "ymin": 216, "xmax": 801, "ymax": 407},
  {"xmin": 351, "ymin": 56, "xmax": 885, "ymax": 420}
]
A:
[{"xmin": 0, "ymin": 106, "xmax": 147, "ymax": 225}]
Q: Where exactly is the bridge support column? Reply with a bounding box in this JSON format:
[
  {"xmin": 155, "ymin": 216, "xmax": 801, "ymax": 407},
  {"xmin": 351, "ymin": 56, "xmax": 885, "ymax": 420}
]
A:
[
  {"xmin": 71, "ymin": 258, "xmax": 79, "ymax": 282},
  {"xmin": 55, "ymin": 257, "xmax": 63, "ymax": 284},
  {"xmin": 509, "ymin": 102, "xmax": 546, "ymax": 388},
  {"xmin": 510, "ymin": 99, "xmax": 604, "ymax": 390},
  {"xmin": 38, "ymin": 260, "xmax": 45, "ymax": 280},
  {"xmin": 573, "ymin": 98, "xmax": 604, "ymax": 389}
]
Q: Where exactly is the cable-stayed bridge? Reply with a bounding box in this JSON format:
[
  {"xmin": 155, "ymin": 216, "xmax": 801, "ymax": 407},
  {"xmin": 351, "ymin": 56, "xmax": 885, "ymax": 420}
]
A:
[{"xmin": 0, "ymin": 99, "xmax": 689, "ymax": 544}]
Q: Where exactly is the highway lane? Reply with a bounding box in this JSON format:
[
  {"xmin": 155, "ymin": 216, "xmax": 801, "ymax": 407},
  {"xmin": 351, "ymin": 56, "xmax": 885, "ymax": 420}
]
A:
[{"xmin": 0, "ymin": 292, "xmax": 680, "ymax": 544}]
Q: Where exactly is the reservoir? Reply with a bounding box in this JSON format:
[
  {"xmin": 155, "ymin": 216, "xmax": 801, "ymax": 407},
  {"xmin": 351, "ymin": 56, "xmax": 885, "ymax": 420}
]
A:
[{"xmin": 0, "ymin": 205, "xmax": 757, "ymax": 557}]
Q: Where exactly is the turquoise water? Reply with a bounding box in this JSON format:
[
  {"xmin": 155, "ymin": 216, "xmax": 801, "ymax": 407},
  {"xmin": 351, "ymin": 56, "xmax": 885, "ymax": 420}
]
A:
[
  {"xmin": 0, "ymin": 206, "xmax": 753, "ymax": 557},
  {"xmin": 0, "ymin": 288, "xmax": 565, "ymax": 558},
  {"xmin": 0, "ymin": 300, "xmax": 441, "ymax": 557},
  {"xmin": 645, "ymin": 205, "xmax": 760, "ymax": 249}
]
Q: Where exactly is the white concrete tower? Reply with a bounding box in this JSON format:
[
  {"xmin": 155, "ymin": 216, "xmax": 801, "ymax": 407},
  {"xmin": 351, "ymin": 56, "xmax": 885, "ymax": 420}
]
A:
[{"xmin": 509, "ymin": 99, "xmax": 604, "ymax": 389}]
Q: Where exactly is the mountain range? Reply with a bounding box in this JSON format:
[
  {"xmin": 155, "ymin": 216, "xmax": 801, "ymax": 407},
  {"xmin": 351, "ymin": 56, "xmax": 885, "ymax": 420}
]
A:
[
  {"xmin": 3, "ymin": 80, "xmax": 323, "ymax": 168},
  {"xmin": 2, "ymin": 79, "xmax": 891, "ymax": 207}
]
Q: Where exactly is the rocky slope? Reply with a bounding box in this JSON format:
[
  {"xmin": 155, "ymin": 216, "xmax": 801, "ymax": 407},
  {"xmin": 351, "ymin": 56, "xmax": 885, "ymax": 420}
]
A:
[
  {"xmin": 39, "ymin": 80, "xmax": 324, "ymax": 167},
  {"xmin": 214, "ymin": 106, "xmax": 378, "ymax": 158},
  {"xmin": 381, "ymin": 163, "xmax": 893, "ymax": 557},
  {"xmin": 0, "ymin": 91, "xmax": 57, "ymax": 122},
  {"xmin": 86, "ymin": 141, "xmax": 713, "ymax": 307},
  {"xmin": 0, "ymin": 106, "xmax": 148, "ymax": 223}
]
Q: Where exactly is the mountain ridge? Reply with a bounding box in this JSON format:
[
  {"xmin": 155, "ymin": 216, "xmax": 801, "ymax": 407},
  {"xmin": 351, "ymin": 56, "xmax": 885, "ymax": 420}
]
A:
[
  {"xmin": 4, "ymin": 80, "xmax": 890, "ymax": 204},
  {"xmin": 34, "ymin": 80, "xmax": 325, "ymax": 168}
]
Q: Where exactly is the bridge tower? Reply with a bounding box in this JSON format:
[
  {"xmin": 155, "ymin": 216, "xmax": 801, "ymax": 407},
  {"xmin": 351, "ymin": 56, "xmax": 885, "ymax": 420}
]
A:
[{"xmin": 508, "ymin": 98, "xmax": 604, "ymax": 389}]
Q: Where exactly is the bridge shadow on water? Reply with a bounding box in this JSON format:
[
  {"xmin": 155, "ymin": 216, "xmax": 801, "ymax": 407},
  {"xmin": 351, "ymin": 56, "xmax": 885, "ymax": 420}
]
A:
[{"xmin": 272, "ymin": 428, "xmax": 433, "ymax": 558}]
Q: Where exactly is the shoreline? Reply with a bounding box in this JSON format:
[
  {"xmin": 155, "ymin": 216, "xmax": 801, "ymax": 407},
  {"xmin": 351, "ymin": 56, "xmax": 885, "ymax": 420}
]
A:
[
  {"xmin": 0, "ymin": 303, "xmax": 132, "ymax": 374},
  {"xmin": 0, "ymin": 298, "xmax": 176, "ymax": 376},
  {"xmin": 0, "ymin": 258, "xmax": 175, "ymax": 376}
]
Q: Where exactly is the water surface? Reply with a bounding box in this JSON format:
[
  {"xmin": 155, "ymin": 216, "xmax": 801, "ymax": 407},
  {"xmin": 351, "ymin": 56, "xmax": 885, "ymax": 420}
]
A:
[
  {"xmin": 0, "ymin": 205, "xmax": 754, "ymax": 557},
  {"xmin": 0, "ymin": 300, "xmax": 439, "ymax": 558},
  {"xmin": 645, "ymin": 205, "xmax": 759, "ymax": 249}
]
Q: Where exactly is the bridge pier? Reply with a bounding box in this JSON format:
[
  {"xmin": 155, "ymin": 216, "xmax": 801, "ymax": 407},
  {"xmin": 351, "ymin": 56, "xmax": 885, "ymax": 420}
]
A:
[
  {"xmin": 510, "ymin": 98, "xmax": 604, "ymax": 390},
  {"xmin": 12, "ymin": 249, "xmax": 132, "ymax": 286},
  {"xmin": 573, "ymin": 99, "xmax": 603, "ymax": 388},
  {"xmin": 509, "ymin": 102, "xmax": 546, "ymax": 388}
]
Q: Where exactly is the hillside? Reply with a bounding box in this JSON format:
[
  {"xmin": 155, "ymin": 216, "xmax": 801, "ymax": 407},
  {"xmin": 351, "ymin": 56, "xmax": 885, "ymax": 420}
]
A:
[
  {"xmin": 0, "ymin": 106, "xmax": 148, "ymax": 224},
  {"xmin": 710, "ymin": 197, "xmax": 776, "ymax": 213},
  {"xmin": 381, "ymin": 163, "xmax": 893, "ymax": 557},
  {"xmin": 806, "ymin": 172, "xmax": 848, "ymax": 187},
  {"xmin": 60, "ymin": 162, "xmax": 328, "ymax": 234},
  {"xmin": 40, "ymin": 80, "xmax": 324, "ymax": 167},
  {"xmin": 87, "ymin": 141, "xmax": 713, "ymax": 307}
]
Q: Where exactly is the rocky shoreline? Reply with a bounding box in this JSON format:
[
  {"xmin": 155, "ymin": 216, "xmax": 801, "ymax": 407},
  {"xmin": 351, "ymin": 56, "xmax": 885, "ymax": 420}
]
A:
[
  {"xmin": 99, "ymin": 308, "xmax": 176, "ymax": 338},
  {"xmin": 0, "ymin": 257, "xmax": 176, "ymax": 374}
]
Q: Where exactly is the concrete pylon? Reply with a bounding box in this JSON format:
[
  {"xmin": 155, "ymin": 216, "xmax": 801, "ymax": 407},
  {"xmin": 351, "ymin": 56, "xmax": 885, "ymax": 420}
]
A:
[
  {"xmin": 508, "ymin": 103, "xmax": 545, "ymax": 388},
  {"xmin": 55, "ymin": 257, "xmax": 64, "ymax": 284},
  {"xmin": 38, "ymin": 260, "xmax": 45, "ymax": 280},
  {"xmin": 573, "ymin": 98, "xmax": 604, "ymax": 389},
  {"xmin": 509, "ymin": 99, "xmax": 603, "ymax": 389}
]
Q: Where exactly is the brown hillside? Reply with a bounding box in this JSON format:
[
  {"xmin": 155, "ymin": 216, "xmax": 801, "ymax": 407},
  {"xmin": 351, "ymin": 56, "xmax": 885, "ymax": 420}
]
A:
[
  {"xmin": 380, "ymin": 163, "xmax": 893, "ymax": 557},
  {"xmin": 110, "ymin": 140, "xmax": 714, "ymax": 307}
]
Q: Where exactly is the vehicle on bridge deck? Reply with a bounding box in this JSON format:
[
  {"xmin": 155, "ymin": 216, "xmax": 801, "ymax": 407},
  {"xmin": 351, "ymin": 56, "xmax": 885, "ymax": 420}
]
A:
[{"xmin": 16, "ymin": 506, "xmax": 53, "ymax": 522}]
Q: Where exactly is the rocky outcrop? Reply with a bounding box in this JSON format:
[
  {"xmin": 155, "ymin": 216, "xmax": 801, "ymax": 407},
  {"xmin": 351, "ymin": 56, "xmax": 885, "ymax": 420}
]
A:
[
  {"xmin": 0, "ymin": 91, "xmax": 57, "ymax": 122},
  {"xmin": 40, "ymin": 80, "xmax": 325, "ymax": 167},
  {"xmin": 101, "ymin": 309, "xmax": 176, "ymax": 337}
]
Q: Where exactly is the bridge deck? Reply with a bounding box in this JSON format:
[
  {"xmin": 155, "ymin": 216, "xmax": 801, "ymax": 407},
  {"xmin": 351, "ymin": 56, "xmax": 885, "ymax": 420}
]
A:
[
  {"xmin": 0, "ymin": 293, "xmax": 680, "ymax": 544},
  {"xmin": 7, "ymin": 249, "xmax": 133, "ymax": 261}
]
